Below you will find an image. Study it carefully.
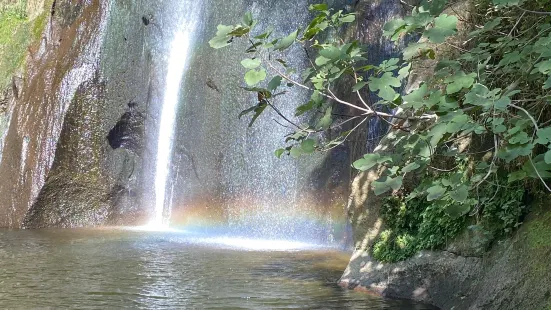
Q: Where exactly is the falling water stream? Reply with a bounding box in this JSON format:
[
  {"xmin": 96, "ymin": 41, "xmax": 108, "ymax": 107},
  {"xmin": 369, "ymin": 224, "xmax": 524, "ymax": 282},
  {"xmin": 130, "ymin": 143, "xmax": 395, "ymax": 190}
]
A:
[{"xmin": 152, "ymin": 2, "xmax": 202, "ymax": 228}]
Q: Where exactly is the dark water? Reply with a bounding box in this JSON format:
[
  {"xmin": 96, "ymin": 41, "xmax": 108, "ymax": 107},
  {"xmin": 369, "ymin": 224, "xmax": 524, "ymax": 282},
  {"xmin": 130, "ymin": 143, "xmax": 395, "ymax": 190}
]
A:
[{"xmin": 0, "ymin": 229, "xmax": 435, "ymax": 309}]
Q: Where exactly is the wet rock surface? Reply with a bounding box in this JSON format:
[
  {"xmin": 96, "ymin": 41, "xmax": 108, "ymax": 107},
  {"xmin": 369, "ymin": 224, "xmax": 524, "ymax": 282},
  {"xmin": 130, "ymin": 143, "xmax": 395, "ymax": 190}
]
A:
[
  {"xmin": 0, "ymin": 0, "xmax": 106, "ymax": 228},
  {"xmin": 23, "ymin": 77, "xmax": 109, "ymax": 228},
  {"xmin": 107, "ymin": 102, "xmax": 145, "ymax": 154}
]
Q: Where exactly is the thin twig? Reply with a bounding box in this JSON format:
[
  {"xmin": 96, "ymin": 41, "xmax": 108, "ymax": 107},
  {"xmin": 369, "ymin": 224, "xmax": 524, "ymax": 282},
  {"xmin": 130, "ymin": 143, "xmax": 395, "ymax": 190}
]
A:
[
  {"xmin": 476, "ymin": 134, "xmax": 499, "ymax": 188},
  {"xmin": 508, "ymin": 11, "xmax": 526, "ymax": 37},
  {"xmin": 529, "ymin": 157, "xmax": 551, "ymax": 192},
  {"xmin": 510, "ymin": 103, "xmax": 539, "ymax": 130},
  {"xmin": 429, "ymin": 165, "xmax": 459, "ymax": 172},
  {"xmin": 515, "ymin": 6, "xmax": 551, "ymax": 16}
]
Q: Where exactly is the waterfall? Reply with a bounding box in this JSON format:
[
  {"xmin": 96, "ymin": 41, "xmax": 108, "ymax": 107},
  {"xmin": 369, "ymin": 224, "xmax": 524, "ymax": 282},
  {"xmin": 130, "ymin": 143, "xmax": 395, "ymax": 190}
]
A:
[{"xmin": 152, "ymin": 3, "xmax": 201, "ymax": 228}]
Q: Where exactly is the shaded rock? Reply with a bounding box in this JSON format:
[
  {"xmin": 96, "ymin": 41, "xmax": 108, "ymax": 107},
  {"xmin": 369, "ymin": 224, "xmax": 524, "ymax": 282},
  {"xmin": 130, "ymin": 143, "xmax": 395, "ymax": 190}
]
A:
[
  {"xmin": 340, "ymin": 206, "xmax": 551, "ymax": 310},
  {"xmin": 340, "ymin": 250, "xmax": 482, "ymax": 308},
  {"xmin": 107, "ymin": 101, "xmax": 145, "ymax": 153}
]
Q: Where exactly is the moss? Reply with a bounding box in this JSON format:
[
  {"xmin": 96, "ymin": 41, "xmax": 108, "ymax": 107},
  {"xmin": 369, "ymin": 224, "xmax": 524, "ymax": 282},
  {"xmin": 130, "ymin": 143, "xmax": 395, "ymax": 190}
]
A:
[
  {"xmin": 0, "ymin": 2, "xmax": 48, "ymax": 90},
  {"xmin": 31, "ymin": 11, "xmax": 47, "ymax": 40},
  {"xmin": 526, "ymin": 209, "xmax": 551, "ymax": 250}
]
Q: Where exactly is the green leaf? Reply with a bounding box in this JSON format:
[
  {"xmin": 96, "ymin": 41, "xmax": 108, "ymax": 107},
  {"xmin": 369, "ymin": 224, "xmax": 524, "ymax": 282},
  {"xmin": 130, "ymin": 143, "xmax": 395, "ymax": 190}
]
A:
[
  {"xmin": 403, "ymin": 42, "xmax": 429, "ymax": 60},
  {"xmin": 274, "ymin": 29, "xmax": 299, "ymax": 51},
  {"xmin": 369, "ymin": 72, "xmax": 401, "ymax": 101},
  {"xmin": 523, "ymin": 156, "xmax": 551, "ymax": 178},
  {"xmin": 238, "ymin": 106, "xmax": 257, "ymax": 119},
  {"xmin": 340, "ymin": 14, "xmax": 356, "ymax": 23},
  {"xmin": 509, "ymin": 131, "xmax": 530, "ymax": 145},
  {"xmin": 383, "ymin": 19, "xmax": 406, "ymax": 40},
  {"xmin": 267, "ymin": 76, "xmax": 282, "ymax": 92},
  {"xmin": 244, "ymin": 68, "xmax": 267, "ymax": 86},
  {"xmin": 317, "ymin": 106, "xmax": 333, "ymax": 130},
  {"xmin": 402, "ymin": 84, "xmax": 429, "ymax": 109},
  {"xmin": 498, "ymin": 143, "xmax": 534, "ymax": 162},
  {"xmin": 315, "ymin": 55, "xmax": 331, "ymax": 66},
  {"xmin": 209, "ymin": 25, "xmax": 234, "ymax": 48},
  {"xmin": 275, "ymin": 148, "xmax": 286, "ymax": 158},
  {"xmin": 494, "ymin": 96, "xmax": 510, "ymax": 110},
  {"xmin": 450, "ymin": 186, "xmax": 469, "ymax": 202},
  {"xmin": 319, "ymin": 46, "xmax": 344, "ymax": 60},
  {"xmin": 423, "ymin": 14, "xmax": 457, "ymax": 43},
  {"xmin": 290, "ymin": 146, "xmax": 304, "ymax": 158},
  {"xmin": 402, "ymin": 162, "xmax": 421, "ymax": 173},
  {"xmin": 352, "ymin": 154, "xmax": 381, "ymax": 171},
  {"xmin": 310, "ymin": 3, "xmax": 329, "ymax": 11},
  {"xmin": 243, "ymin": 12, "xmax": 254, "ymax": 27},
  {"xmin": 228, "ymin": 26, "xmax": 250, "ymax": 37},
  {"xmin": 535, "ymin": 60, "xmax": 551, "ymax": 74},
  {"xmin": 445, "ymin": 71, "xmax": 476, "ymax": 94},
  {"xmin": 545, "ymin": 150, "xmax": 551, "ymax": 164},
  {"xmin": 545, "ymin": 76, "xmax": 551, "ymax": 90},
  {"xmin": 295, "ymin": 100, "xmax": 317, "ymax": 116},
  {"xmin": 301, "ymin": 139, "xmax": 316, "ymax": 154},
  {"xmin": 427, "ymin": 185, "xmax": 446, "ymax": 201},
  {"xmin": 247, "ymin": 103, "xmax": 267, "ymax": 127},
  {"xmin": 373, "ymin": 176, "xmax": 403, "ymax": 195},
  {"xmin": 241, "ymin": 58, "xmax": 261, "ymax": 69},
  {"xmin": 537, "ymin": 127, "xmax": 551, "ymax": 145},
  {"xmin": 498, "ymin": 51, "xmax": 521, "ymax": 67},
  {"xmin": 445, "ymin": 204, "xmax": 470, "ymax": 218},
  {"xmin": 420, "ymin": 0, "xmax": 447, "ymax": 15},
  {"xmin": 352, "ymin": 81, "xmax": 368, "ymax": 92},
  {"xmin": 508, "ymin": 170, "xmax": 527, "ymax": 183}
]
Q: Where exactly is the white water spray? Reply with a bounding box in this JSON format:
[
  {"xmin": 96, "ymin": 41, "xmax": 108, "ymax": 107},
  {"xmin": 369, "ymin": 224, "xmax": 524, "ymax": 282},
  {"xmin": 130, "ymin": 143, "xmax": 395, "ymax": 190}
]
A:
[{"xmin": 152, "ymin": 21, "xmax": 197, "ymax": 228}]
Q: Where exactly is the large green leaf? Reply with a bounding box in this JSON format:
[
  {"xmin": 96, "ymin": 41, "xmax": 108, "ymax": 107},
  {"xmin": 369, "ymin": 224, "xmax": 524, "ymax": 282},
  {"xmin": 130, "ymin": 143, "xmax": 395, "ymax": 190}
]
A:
[
  {"xmin": 317, "ymin": 107, "xmax": 333, "ymax": 130},
  {"xmin": 445, "ymin": 71, "xmax": 476, "ymax": 94},
  {"xmin": 275, "ymin": 148, "xmax": 286, "ymax": 158},
  {"xmin": 427, "ymin": 185, "xmax": 446, "ymax": 201},
  {"xmin": 373, "ymin": 176, "xmax": 403, "ymax": 195},
  {"xmin": 369, "ymin": 72, "xmax": 401, "ymax": 101},
  {"xmin": 274, "ymin": 29, "xmax": 299, "ymax": 51},
  {"xmin": 267, "ymin": 76, "xmax": 282, "ymax": 92},
  {"xmin": 403, "ymin": 42, "xmax": 429, "ymax": 60},
  {"xmin": 445, "ymin": 204, "xmax": 470, "ymax": 218},
  {"xmin": 423, "ymin": 14, "xmax": 457, "ymax": 43},
  {"xmin": 383, "ymin": 19, "xmax": 406, "ymax": 40},
  {"xmin": 450, "ymin": 185, "xmax": 469, "ymax": 202},
  {"xmin": 301, "ymin": 139, "xmax": 316, "ymax": 154},
  {"xmin": 319, "ymin": 46, "xmax": 344, "ymax": 60},
  {"xmin": 353, "ymin": 154, "xmax": 381, "ymax": 171},
  {"xmin": 244, "ymin": 68, "xmax": 267, "ymax": 86},
  {"xmin": 402, "ymin": 162, "xmax": 421, "ymax": 173},
  {"xmin": 241, "ymin": 58, "xmax": 261, "ymax": 69}
]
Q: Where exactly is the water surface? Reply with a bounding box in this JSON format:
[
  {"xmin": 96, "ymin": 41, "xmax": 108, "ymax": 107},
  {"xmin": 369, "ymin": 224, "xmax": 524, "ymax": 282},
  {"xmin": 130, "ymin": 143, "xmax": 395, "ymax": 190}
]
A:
[{"xmin": 0, "ymin": 229, "xmax": 435, "ymax": 309}]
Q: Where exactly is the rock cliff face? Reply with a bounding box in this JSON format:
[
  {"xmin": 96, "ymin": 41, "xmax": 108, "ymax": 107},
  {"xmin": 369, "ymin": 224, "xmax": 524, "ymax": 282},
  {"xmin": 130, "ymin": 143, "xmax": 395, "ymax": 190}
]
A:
[
  {"xmin": 0, "ymin": 0, "xmax": 151, "ymax": 228},
  {"xmin": 0, "ymin": 0, "xmax": 110, "ymax": 228}
]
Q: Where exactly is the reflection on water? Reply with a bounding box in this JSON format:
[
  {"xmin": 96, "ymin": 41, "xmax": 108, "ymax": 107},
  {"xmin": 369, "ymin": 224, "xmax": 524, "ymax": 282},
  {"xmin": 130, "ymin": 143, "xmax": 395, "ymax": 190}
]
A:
[{"xmin": 0, "ymin": 229, "xmax": 435, "ymax": 309}]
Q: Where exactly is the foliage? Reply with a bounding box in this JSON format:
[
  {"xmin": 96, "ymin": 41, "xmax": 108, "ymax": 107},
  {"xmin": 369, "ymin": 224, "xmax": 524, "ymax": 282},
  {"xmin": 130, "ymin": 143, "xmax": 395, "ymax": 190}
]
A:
[
  {"xmin": 210, "ymin": 0, "xmax": 551, "ymax": 259},
  {"xmin": 479, "ymin": 180, "xmax": 526, "ymax": 237}
]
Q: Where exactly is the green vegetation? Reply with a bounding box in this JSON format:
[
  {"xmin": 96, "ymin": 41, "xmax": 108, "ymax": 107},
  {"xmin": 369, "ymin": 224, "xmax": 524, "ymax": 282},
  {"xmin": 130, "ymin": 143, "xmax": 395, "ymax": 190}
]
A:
[
  {"xmin": 210, "ymin": 0, "xmax": 551, "ymax": 262},
  {"xmin": 0, "ymin": 0, "xmax": 48, "ymax": 91}
]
